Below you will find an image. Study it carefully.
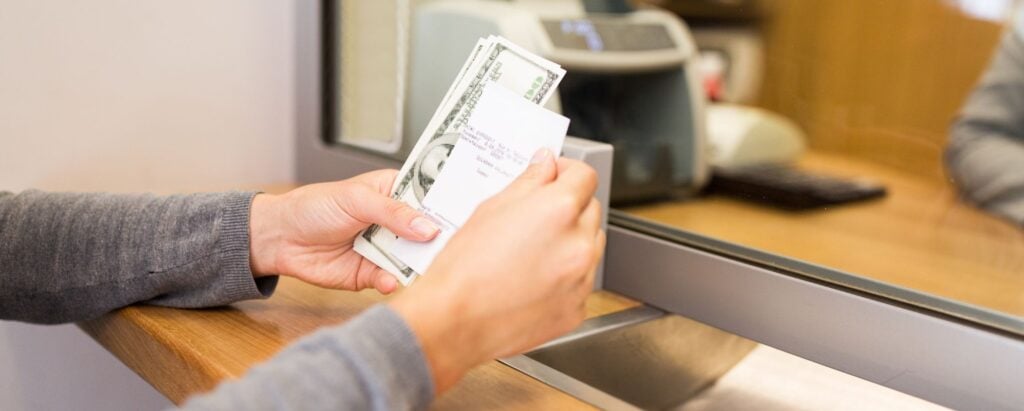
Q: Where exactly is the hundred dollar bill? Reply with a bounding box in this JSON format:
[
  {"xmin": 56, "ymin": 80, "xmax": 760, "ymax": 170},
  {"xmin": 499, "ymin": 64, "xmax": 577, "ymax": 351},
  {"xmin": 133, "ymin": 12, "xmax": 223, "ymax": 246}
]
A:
[
  {"xmin": 354, "ymin": 36, "xmax": 566, "ymax": 285},
  {"xmin": 436, "ymin": 39, "xmax": 486, "ymax": 112}
]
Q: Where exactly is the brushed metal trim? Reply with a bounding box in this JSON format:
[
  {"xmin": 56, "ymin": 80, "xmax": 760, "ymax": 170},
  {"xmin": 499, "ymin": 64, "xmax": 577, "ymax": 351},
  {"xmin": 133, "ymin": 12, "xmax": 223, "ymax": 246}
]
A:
[
  {"xmin": 604, "ymin": 225, "xmax": 1024, "ymax": 411},
  {"xmin": 534, "ymin": 305, "xmax": 665, "ymax": 350},
  {"xmin": 500, "ymin": 355, "xmax": 642, "ymax": 411},
  {"xmin": 609, "ymin": 210, "xmax": 1024, "ymax": 337}
]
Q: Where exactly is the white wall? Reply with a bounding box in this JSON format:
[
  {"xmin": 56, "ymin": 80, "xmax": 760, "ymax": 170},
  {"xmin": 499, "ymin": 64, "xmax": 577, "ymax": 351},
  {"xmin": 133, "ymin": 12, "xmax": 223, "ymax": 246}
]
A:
[
  {"xmin": 0, "ymin": 1, "xmax": 295, "ymax": 409},
  {"xmin": 0, "ymin": 0, "xmax": 294, "ymax": 193}
]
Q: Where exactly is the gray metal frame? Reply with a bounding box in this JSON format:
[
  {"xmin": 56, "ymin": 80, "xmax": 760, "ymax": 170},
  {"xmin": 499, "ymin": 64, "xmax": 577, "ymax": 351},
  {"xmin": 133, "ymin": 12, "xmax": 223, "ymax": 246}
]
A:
[
  {"xmin": 500, "ymin": 355, "xmax": 642, "ymax": 411},
  {"xmin": 500, "ymin": 306, "xmax": 664, "ymax": 411},
  {"xmin": 297, "ymin": 2, "xmax": 1024, "ymax": 410},
  {"xmin": 605, "ymin": 225, "xmax": 1024, "ymax": 411}
]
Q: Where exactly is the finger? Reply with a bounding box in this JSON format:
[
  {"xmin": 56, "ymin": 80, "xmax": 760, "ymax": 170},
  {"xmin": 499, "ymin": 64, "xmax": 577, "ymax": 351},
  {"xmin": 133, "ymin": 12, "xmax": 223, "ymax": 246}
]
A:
[
  {"xmin": 343, "ymin": 190, "xmax": 440, "ymax": 241},
  {"xmin": 373, "ymin": 270, "xmax": 399, "ymax": 294},
  {"xmin": 577, "ymin": 229, "xmax": 605, "ymax": 292},
  {"xmin": 552, "ymin": 160, "xmax": 599, "ymax": 212},
  {"xmin": 505, "ymin": 148, "xmax": 557, "ymax": 195},
  {"xmin": 592, "ymin": 229, "xmax": 607, "ymax": 271},
  {"xmin": 556, "ymin": 157, "xmax": 574, "ymax": 174},
  {"xmin": 577, "ymin": 198, "xmax": 602, "ymax": 236},
  {"xmin": 353, "ymin": 169, "xmax": 400, "ymax": 195}
]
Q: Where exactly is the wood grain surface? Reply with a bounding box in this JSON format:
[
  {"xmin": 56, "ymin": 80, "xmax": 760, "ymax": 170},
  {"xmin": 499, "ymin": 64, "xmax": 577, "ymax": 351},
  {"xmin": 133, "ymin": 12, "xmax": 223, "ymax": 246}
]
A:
[
  {"xmin": 80, "ymin": 274, "xmax": 638, "ymax": 409},
  {"xmin": 80, "ymin": 147, "xmax": 1024, "ymax": 408},
  {"xmin": 623, "ymin": 151, "xmax": 1024, "ymax": 318}
]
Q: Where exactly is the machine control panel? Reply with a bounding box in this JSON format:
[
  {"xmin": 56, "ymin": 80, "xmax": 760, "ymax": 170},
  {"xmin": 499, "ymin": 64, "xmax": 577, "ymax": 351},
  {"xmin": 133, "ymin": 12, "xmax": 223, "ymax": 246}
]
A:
[{"xmin": 543, "ymin": 18, "xmax": 676, "ymax": 52}]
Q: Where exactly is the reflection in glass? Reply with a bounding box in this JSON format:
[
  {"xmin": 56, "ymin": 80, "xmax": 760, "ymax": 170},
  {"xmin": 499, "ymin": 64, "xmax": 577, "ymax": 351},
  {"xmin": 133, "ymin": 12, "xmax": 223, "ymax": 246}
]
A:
[
  {"xmin": 619, "ymin": 0, "xmax": 1024, "ymax": 327},
  {"xmin": 947, "ymin": 7, "xmax": 1024, "ymax": 225},
  {"xmin": 329, "ymin": 0, "xmax": 1024, "ymax": 330}
]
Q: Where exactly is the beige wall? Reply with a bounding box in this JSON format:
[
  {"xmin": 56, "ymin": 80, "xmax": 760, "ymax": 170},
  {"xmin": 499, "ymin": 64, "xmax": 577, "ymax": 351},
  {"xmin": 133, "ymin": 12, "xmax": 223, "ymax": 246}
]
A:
[
  {"xmin": 0, "ymin": 0, "xmax": 295, "ymax": 193},
  {"xmin": 0, "ymin": 1, "xmax": 296, "ymax": 409}
]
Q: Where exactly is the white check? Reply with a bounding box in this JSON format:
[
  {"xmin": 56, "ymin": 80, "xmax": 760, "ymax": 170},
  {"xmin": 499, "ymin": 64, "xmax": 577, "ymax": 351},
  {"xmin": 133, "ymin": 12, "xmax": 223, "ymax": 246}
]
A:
[{"xmin": 390, "ymin": 82, "xmax": 569, "ymax": 275}]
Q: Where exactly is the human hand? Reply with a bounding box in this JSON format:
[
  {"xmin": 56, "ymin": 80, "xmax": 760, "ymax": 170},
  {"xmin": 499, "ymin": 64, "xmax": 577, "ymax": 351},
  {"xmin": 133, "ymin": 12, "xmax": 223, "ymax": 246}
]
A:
[
  {"xmin": 248, "ymin": 170, "xmax": 439, "ymax": 294},
  {"xmin": 388, "ymin": 149, "xmax": 605, "ymax": 392}
]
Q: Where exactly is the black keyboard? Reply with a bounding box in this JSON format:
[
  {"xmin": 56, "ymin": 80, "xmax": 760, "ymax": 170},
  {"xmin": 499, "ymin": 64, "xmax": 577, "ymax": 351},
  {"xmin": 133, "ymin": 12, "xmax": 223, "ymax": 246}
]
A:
[{"xmin": 707, "ymin": 164, "xmax": 887, "ymax": 210}]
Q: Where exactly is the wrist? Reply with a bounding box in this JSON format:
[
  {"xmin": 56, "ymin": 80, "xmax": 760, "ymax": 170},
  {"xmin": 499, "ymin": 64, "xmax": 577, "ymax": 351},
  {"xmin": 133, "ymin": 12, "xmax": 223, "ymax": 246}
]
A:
[
  {"xmin": 249, "ymin": 193, "xmax": 284, "ymax": 277},
  {"xmin": 388, "ymin": 287, "xmax": 481, "ymax": 393}
]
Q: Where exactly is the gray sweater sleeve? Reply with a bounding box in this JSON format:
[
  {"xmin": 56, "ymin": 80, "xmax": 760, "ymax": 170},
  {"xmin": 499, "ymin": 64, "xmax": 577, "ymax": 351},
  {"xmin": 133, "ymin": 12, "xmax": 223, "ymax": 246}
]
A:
[
  {"xmin": 947, "ymin": 20, "xmax": 1024, "ymax": 225},
  {"xmin": 0, "ymin": 190, "xmax": 436, "ymax": 410},
  {"xmin": 0, "ymin": 190, "xmax": 277, "ymax": 324},
  {"xmin": 181, "ymin": 304, "xmax": 435, "ymax": 411}
]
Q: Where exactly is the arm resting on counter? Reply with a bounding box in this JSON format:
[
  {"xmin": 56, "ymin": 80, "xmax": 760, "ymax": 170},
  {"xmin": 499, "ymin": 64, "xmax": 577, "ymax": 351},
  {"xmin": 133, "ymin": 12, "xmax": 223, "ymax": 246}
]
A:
[
  {"xmin": 0, "ymin": 189, "xmax": 435, "ymax": 410},
  {"xmin": 0, "ymin": 190, "xmax": 276, "ymax": 324},
  {"xmin": 0, "ymin": 157, "xmax": 600, "ymax": 410},
  {"xmin": 947, "ymin": 24, "xmax": 1024, "ymax": 225},
  {"xmin": 181, "ymin": 305, "xmax": 434, "ymax": 411}
]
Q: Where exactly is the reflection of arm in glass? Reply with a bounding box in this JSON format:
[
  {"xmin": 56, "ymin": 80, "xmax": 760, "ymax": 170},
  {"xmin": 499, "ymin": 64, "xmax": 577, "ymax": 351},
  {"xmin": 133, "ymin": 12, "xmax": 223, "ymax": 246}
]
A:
[{"xmin": 947, "ymin": 17, "xmax": 1024, "ymax": 225}]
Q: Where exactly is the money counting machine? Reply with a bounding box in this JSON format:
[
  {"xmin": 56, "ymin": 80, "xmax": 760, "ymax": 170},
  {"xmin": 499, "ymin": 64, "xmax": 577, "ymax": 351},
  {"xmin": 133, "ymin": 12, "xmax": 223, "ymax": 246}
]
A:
[
  {"xmin": 406, "ymin": 0, "xmax": 709, "ymax": 205},
  {"xmin": 296, "ymin": 1, "xmax": 1019, "ymax": 410}
]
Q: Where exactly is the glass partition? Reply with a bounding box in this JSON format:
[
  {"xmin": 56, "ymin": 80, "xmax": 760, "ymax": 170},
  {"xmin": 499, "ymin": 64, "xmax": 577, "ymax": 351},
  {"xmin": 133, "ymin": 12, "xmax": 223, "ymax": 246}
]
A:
[
  {"xmin": 327, "ymin": 0, "xmax": 1024, "ymax": 336},
  {"xmin": 622, "ymin": 0, "xmax": 1024, "ymax": 333}
]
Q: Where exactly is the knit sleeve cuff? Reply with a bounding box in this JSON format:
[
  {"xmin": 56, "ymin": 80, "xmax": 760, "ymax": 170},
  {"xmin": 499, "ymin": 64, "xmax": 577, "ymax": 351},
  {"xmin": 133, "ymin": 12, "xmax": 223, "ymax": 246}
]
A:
[{"xmin": 216, "ymin": 191, "xmax": 278, "ymax": 302}]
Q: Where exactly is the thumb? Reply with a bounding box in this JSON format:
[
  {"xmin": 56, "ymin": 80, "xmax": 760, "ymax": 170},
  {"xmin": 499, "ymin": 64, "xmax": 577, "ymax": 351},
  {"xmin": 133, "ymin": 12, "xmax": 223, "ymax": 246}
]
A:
[
  {"xmin": 345, "ymin": 190, "xmax": 440, "ymax": 242},
  {"xmin": 507, "ymin": 148, "xmax": 558, "ymax": 194},
  {"xmin": 371, "ymin": 268, "xmax": 399, "ymax": 294}
]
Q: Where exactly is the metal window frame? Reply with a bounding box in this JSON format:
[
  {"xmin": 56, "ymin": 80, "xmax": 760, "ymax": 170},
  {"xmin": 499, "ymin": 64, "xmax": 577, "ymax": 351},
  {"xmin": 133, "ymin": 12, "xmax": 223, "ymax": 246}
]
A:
[{"xmin": 604, "ymin": 221, "xmax": 1024, "ymax": 411}]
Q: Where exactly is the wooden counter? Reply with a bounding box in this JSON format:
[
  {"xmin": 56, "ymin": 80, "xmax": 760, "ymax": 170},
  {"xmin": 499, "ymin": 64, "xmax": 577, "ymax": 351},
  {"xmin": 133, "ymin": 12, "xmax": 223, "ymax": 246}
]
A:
[
  {"xmin": 79, "ymin": 150, "xmax": 1022, "ymax": 407},
  {"xmin": 80, "ymin": 275, "xmax": 640, "ymax": 408},
  {"xmin": 623, "ymin": 151, "xmax": 1024, "ymax": 318}
]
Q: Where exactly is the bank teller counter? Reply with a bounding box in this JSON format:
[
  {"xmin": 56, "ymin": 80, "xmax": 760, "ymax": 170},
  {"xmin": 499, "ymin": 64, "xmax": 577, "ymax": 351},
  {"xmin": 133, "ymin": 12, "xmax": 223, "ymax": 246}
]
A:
[
  {"xmin": 304, "ymin": 1, "xmax": 1024, "ymax": 409},
  {"xmin": 75, "ymin": 1, "xmax": 1024, "ymax": 410},
  {"xmin": 81, "ymin": 152, "xmax": 1022, "ymax": 410}
]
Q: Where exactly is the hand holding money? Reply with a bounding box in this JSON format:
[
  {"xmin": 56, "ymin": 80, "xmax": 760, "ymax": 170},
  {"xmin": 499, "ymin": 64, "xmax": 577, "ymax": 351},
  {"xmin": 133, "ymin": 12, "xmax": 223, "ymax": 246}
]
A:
[
  {"xmin": 248, "ymin": 169, "xmax": 439, "ymax": 294},
  {"xmin": 354, "ymin": 36, "xmax": 569, "ymax": 285},
  {"xmin": 389, "ymin": 152, "xmax": 605, "ymax": 393}
]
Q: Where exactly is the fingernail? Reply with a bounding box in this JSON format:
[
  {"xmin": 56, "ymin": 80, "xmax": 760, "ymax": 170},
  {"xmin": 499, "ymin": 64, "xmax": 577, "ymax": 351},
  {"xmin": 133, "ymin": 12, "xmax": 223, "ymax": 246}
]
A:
[
  {"xmin": 531, "ymin": 148, "xmax": 551, "ymax": 164},
  {"xmin": 411, "ymin": 217, "xmax": 439, "ymax": 237}
]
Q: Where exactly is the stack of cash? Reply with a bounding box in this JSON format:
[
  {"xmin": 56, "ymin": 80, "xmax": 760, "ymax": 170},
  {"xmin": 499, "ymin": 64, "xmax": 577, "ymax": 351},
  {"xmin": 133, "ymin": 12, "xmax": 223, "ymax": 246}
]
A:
[{"xmin": 354, "ymin": 36, "xmax": 568, "ymax": 285}]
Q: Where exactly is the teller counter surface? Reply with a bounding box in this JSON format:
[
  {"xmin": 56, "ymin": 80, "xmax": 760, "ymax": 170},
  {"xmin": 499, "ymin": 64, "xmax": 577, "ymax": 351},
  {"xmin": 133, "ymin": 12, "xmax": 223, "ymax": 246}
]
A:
[
  {"xmin": 623, "ymin": 151, "xmax": 1024, "ymax": 319},
  {"xmin": 79, "ymin": 271, "xmax": 639, "ymax": 408},
  {"xmin": 78, "ymin": 150, "xmax": 1023, "ymax": 407}
]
